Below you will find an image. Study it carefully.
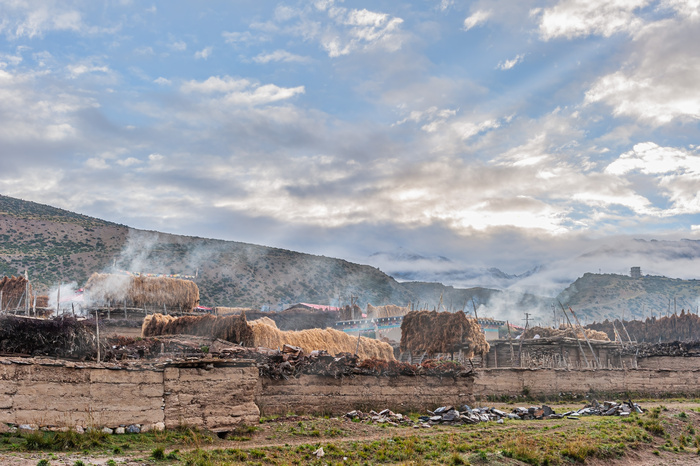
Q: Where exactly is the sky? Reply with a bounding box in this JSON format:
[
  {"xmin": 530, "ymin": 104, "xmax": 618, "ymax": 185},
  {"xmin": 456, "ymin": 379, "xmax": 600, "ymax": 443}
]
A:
[{"xmin": 1, "ymin": 0, "xmax": 699, "ymax": 283}]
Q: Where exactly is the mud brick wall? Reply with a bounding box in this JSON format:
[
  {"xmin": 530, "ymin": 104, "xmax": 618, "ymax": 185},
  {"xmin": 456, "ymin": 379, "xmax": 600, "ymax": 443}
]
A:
[
  {"xmin": 164, "ymin": 365, "xmax": 259, "ymax": 430},
  {"xmin": 0, "ymin": 358, "xmax": 260, "ymax": 430},
  {"xmin": 636, "ymin": 356, "xmax": 700, "ymax": 371},
  {"xmin": 0, "ymin": 359, "xmax": 163, "ymax": 427},
  {"xmin": 255, "ymin": 375, "xmax": 475, "ymax": 416},
  {"xmin": 474, "ymin": 367, "xmax": 700, "ymax": 398}
]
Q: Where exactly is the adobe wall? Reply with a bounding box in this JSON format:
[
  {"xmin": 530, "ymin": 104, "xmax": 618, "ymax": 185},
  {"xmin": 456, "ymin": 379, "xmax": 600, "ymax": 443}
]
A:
[
  {"xmin": 255, "ymin": 375, "xmax": 474, "ymax": 416},
  {"xmin": 0, "ymin": 358, "xmax": 259, "ymax": 430},
  {"xmin": 636, "ymin": 356, "xmax": 700, "ymax": 371},
  {"xmin": 474, "ymin": 366, "xmax": 700, "ymax": 398}
]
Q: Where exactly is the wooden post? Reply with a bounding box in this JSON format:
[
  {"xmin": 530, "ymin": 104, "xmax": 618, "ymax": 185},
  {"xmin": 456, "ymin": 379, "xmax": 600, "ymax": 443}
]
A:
[
  {"xmin": 32, "ymin": 296, "xmax": 36, "ymax": 317},
  {"xmin": 95, "ymin": 309, "xmax": 100, "ymax": 362},
  {"xmin": 559, "ymin": 301, "xmax": 589, "ymax": 368},
  {"xmin": 569, "ymin": 307, "xmax": 600, "ymax": 367},
  {"xmin": 107, "ymin": 300, "xmax": 111, "ymax": 320},
  {"xmin": 25, "ymin": 271, "xmax": 29, "ymax": 316},
  {"xmin": 56, "ymin": 284, "xmax": 61, "ymax": 316}
]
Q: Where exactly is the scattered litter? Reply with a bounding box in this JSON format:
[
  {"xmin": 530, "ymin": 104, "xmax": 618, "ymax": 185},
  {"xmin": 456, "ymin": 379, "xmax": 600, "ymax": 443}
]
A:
[{"xmin": 347, "ymin": 399, "xmax": 644, "ymax": 427}]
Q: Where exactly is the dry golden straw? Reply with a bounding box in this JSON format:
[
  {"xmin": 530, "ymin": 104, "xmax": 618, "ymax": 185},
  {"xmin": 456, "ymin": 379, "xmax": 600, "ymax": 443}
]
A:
[
  {"xmin": 142, "ymin": 313, "xmax": 394, "ymax": 360},
  {"xmin": 400, "ymin": 310, "xmax": 489, "ymax": 358},
  {"xmin": 85, "ymin": 273, "xmax": 199, "ymax": 313}
]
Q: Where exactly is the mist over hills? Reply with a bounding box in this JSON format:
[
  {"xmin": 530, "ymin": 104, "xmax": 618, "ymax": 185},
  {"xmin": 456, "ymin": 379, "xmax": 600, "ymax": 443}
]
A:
[
  {"xmin": 0, "ymin": 194, "xmax": 412, "ymax": 308},
  {"xmin": 3, "ymin": 193, "xmax": 700, "ymax": 324}
]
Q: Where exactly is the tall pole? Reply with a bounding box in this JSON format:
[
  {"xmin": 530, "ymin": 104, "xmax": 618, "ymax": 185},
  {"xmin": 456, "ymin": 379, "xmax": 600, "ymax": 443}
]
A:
[
  {"xmin": 95, "ymin": 309, "xmax": 100, "ymax": 362},
  {"xmin": 569, "ymin": 307, "xmax": 600, "ymax": 367},
  {"xmin": 559, "ymin": 301, "xmax": 589, "ymax": 368}
]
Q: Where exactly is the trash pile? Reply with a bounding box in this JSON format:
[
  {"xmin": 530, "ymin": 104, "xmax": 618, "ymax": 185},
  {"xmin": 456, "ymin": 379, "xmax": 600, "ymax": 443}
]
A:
[
  {"xmin": 346, "ymin": 400, "xmax": 645, "ymax": 427},
  {"xmin": 345, "ymin": 409, "xmax": 416, "ymax": 427},
  {"xmin": 562, "ymin": 399, "xmax": 644, "ymax": 418},
  {"xmin": 101, "ymin": 336, "xmax": 474, "ymax": 379},
  {"xmin": 219, "ymin": 344, "xmax": 471, "ymax": 379}
]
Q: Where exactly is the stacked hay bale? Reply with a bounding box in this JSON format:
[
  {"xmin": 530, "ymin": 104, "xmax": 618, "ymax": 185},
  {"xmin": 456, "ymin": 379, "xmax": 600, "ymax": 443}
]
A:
[
  {"xmin": 214, "ymin": 306, "xmax": 254, "ymax": 316},
  {"xmin": 85, "ymin": 273, "xmax": 199, "ymax": 313},
  {"xmin": 142, "ymin": 313, "xmax": 253, "ymax": 345},
  {"xmin": 249, "ymin": 319, "xmax": 395, "ymax": 360},
  {"xmin": 522, "ymin": 325, "xmax": 610, "ymax": 341},
  {"xmin": 0, "ymin": 276, "xmax": 32, "ymax": 310},
  {"xmin": 400, "ymin": 310, "xmax": 489, "ymax": 358},
  {"xmin": 367, "ymin": 304, "xmax": 409, "ymax": 319},
  {"xmin": 142, "ymin": 313, "xmax": 395, "ymax": 360}
]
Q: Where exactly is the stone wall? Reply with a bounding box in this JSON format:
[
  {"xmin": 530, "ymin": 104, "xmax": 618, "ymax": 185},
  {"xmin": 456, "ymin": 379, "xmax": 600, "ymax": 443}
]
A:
[
  {"xmin": 255, "ymin": 375, "xmax": 474, "ymax": 416},
  {"xmin": 474, "ymin": 366, "xmax": 700, "ymax": 398},
  {"xmin": 0, "ymin": 358, "xmax": 259, "ymax": 430},
  {"xmin": 164, "ymin": 364, "xmax": 259, "ymax": 430}
]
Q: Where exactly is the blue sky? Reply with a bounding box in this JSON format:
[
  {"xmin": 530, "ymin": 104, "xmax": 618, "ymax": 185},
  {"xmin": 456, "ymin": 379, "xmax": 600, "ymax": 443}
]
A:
[{"xmin": 1, "ymin": 0, "xmax": 699, "ymax": 280}]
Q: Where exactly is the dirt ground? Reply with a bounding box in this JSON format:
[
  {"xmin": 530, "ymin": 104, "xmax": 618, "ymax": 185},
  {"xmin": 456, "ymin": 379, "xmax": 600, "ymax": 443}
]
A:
[{"xmin": 3, "ymin": 401, "xmax": 700, "ymax": 465}]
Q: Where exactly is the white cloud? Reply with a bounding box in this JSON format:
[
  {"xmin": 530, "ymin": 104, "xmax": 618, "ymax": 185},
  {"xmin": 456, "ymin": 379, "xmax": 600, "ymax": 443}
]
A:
[
  {"xmin": 169, "ymin": 40, "xmax": 186, "ymax": 51},
  {"xmin": 497, "ymin": 54, "xmax": 524, "ymax": 70},
  {"xmin": 181, "ymin": 75, "xmax": 304, "ymax": 106},
  {"xmin": 117, "ymin": 157, "xmax": 142, "ymax": 167},
  {"xmin": 463, "ymin": 10, "xmax": 492, "ymax": 31},
  {"xmin": 67, "ymin": 63, "xmax": 109, "ymax": 78},
  {"xmin": 584, "ymin": 15, "xmax": 700, "ymax": 124},
  {"xmin": 605, "ymin": 142, "xmax": 700, "ymax": 216},
  {"xmin": 85, "ymin": 157, "xmax": 109, "ymax": 169},
  {"xmin": 153, "ymin": 77, "xmax": 171, "ymax": 85},
  {"xmin": 606, "ymin": 142, "xmax": 700, "ymax": 176},
  {"xmin": 252, "ymin": 50, "xmax": 311, "ymax": 64},
  {"xmin": 320, "ymin": 7, "xmax": 404, "ymax": 57},
  {"xmin": 194, "ymin": 46, "xmax": 213, "ymax": 60},
  {"xmin": 537, "ymin": 0, "xmax": 650, "ymax": 40}
]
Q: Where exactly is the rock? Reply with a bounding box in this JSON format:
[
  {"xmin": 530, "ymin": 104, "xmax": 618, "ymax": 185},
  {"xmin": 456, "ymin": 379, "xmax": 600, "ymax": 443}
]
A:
[
  {"xmin": 0, "ymin": 423, "xmax": 11, "ymax": 434},
  {"xmin": 313, "ymin": 447, "xmax": 324, "ymax": 458},
  {"xmin": 542, "ymin": 405, "xmax": 553, "ymax": 417},
  {"xmin": 154, "ymin": 422, "xmax": 165, "ymax": 432},
  {"xmin": 115, "ymin": 427, "xmax": 125, "ymax": 435},
  {"xmin": 102, "ymin": 427, "xmax": 114, "ymax": 435},
  {"xmin": 127, "ymin": 424, "xmax": 140, "ymax": 434},
  {"xmin": 18, "ymin": 424, "xmax": 36, "ymax": 431},
  {"xmin": 497, "ymin": 419, "xmax": 504, "ymax": 424},
  {"xmin": 140, "ymin": 424, "xmax": 152, "ymax": 433},
  {"xmin": 441, "ymin": 411, "xmax": 459, "ymax": 422},
  {"xmin": 75, "ymin": 425, "xmax": 84, "ymax": 434}
]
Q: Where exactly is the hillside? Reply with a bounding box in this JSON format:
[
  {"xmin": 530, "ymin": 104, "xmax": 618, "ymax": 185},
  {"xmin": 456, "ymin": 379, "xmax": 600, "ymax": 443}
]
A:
[
  {"xmin": 0, "ymin": 195, "xmax": 413, "ymax": 308},
  {"xmin": 400, "ymin": 281, "xmax": 553, "ymax": 320},
  {"xmin": 558, "ymin": 272, "xmax": 700, "ymax": 322}
]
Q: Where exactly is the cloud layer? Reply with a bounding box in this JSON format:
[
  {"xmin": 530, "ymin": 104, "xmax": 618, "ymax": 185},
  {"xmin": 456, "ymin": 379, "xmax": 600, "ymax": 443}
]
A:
[{"xmin": 0, "ymin": 0, "xmax": 698, "ymax": 285}]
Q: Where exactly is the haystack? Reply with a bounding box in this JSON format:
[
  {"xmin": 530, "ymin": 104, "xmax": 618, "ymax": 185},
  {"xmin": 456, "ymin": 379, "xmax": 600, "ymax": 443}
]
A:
[
  {"xmin": 0, "ymin": 276, "xmax": 33, "ymax": 310},
  {"xmin": 85, "ymin": 273, "xmax": 199, "ymax": 313},
  {"xmin": 400, "ymin": 310, "xmax": 489, "ymax": 358},
  {"xmin": 522, "ymin": 325, "xmax": 610, "ymax": 341},
  {"xmin": 214, "ymin": 307, "xmax": 254, "ymax": 316},
  {"xmin": 367, "ymin": 304, "xmax": 409, "ymax": 319},
  {"xmin": 249, "ymin": 316, "xmax": 278, "ymax": 329},
  {"xmin": 249, "ymin": 321, "xmax": 395, "ymax": 360},
  {"xmin": 142, "ymin": 313, "xmax": 253, "ymax": 345},
  {"xmin": 142, "ymin": 313, "xmax": 394, "ymax": 360}
]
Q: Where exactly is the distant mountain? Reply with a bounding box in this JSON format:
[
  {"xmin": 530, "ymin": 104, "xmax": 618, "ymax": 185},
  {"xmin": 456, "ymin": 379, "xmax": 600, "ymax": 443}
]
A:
[
  {"xmin": 400, "ymin": 281, "xmax": 553, "ymax": 322},
  {"xmin": 557, "ymin": 272, "xmax": 700, "ymax": 323},
  {"xmin": 367, "ymin": 249, "xmax": 541, "ymax": 289},
  {"xmin": 0, "ymin": 194, "xmax": 413, "ymax": 308}
]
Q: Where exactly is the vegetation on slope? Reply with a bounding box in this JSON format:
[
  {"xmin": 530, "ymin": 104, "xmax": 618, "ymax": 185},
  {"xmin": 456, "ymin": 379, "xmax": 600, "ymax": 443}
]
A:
[{"xmin": 558, "ymin": 273, "xmax": 700, "ymax": 322}]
